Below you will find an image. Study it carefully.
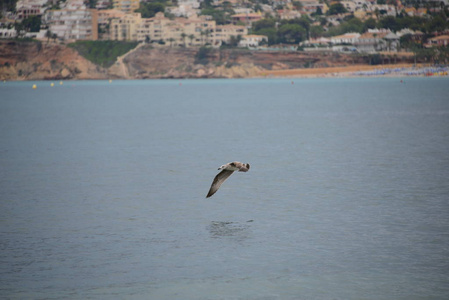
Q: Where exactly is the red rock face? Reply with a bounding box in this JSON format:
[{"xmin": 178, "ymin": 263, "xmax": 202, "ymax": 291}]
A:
[
  {"xmin": 0, "ymin": 40, "xmax": 416, "ymax": 80},
  {"xmin": 0, "ymin": 40, "xmax": 108, "ymax": 80}
]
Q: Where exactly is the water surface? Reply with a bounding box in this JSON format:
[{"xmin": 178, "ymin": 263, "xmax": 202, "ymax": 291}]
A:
[{"xmin": 1, "ymin": 78, "xmax": 449, "ymax": 299}]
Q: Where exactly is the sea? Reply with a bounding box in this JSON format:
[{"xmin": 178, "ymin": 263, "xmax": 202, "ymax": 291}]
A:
[{"xmin": 1, "ymin": 78, "xmax": 448, "ymax": 299}]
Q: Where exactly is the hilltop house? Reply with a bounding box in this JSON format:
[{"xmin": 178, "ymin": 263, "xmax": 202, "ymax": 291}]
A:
[
  {"xmin": 231, "ymin": 13, "xmax": 262, "ymax": 27},
  {"xmin": 426, "ymin": 35, "xmax": 449, "ymax": 47}
]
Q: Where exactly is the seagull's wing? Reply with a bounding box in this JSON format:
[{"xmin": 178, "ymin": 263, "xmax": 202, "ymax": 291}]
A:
[
  {"xmin": 206, "ymin": 169, "xmax": 234, "ymax": 198},
  {"xmin": 237, "ymin": 163, "xmax": 250, "ymax": 172}
]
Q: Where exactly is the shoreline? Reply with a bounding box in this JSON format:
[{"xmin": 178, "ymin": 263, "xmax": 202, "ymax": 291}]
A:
[
  {"xmin": 2, "ymin": 64, "xmax": 448, "ymax": 82},
  {"xmin": 258, "ymin": 63, "xmax": 449, "ymax": 78}
]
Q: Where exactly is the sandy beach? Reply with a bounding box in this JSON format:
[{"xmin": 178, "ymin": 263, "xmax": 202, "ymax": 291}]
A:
[{"xmin": 259, "ymin": 63, "xmax": 449, "ymax": 78}]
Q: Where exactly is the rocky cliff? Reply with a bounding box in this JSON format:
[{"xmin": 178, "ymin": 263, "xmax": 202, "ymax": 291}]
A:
[
  {"xmin": 0, "ymin": 40, "xmax": 108, "ymax": 80},
  {"xmin": 116, "ymin": 45, "xmax": 368, "ymax": 79},
  {"xmin": 0, "ymin": 40, "xmax": 411, "ymax": 80}
]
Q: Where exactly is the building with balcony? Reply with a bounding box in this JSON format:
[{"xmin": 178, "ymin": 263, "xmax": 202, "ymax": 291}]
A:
[
  {"xmin": 43, "ymin": 1, "xmax": 98, "ymax": 41},
  {"xmin": 109, "ymin": 12, "xmax": 141, "ymax": 40},
  {"xmin": 112, "ymin": 0, "xmax": 139, "ymax": 13}
]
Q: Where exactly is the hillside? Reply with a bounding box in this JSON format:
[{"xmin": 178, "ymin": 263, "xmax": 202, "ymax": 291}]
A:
[
  {"xmin": 0, "ymin": 40, "xmax": 416, "ymax": 80},
  {"xmin": 0, "ymin": 40, "xmax": 110, "ymax": 80}
]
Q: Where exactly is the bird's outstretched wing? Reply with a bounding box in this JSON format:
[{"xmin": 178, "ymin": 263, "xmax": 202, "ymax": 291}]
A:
[
  {"xmin": 237, "ymin": 163, "xmax": 250, "ymax": 172},
  {"xmin": 206, "ymin": 169, "xmax": 234, "ymax": 198}
]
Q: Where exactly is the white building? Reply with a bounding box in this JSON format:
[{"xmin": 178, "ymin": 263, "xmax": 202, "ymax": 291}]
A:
[
  {"xmin": 0, "ymin": 28, "xmax": 17, "ymax": 38},
  {"xmin": 214, "ymin": 24, "xmax": 247, "ymax": 45},
  {"xmin": 177, "ymin": 0, "xmax": 202, "ymax": 9},
  {"xmin": 238, "ymin": 34, "xmax": 268, "ymax": 48},
  {"xmin": 43, "ymin": 0, "xmax": 98, "ymax": 41},
  {"xmin": 165, "ymin": 5, "xmax": 199, "ymax": 18},
  {"xmin": 330, "ymin": 32, "xmax": 360, "ymax": 45},
  {"xmin": 16, "ymin": 0, "xmax": 48, "ymax": 19}
]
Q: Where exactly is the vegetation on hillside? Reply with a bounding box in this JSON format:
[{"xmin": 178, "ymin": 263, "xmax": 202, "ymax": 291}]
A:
[
  {"xmin": 251, "ymin": 10, "xmax": 449, "ymax": 45},
  {"xmin": 67, "ymin": 40, "xmax": 138, "ymax": 67},
  {"xmin": 200, "ymin": 0, "xmax": 235, "ymax": 25},
  {"xmin": 136, "ymin": 1, "xmax": 166, "ymax": 18}
]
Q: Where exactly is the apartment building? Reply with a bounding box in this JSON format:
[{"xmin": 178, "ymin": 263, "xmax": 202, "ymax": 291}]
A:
[
  {"xmin": 214, "ymin": 24, "xmax": 247, "ymax": 44},
  {"xmin": 112, "ymin": 0, "xmax": 140, "ymax": 13},
  {"xmin": 43, "ymin": 0, "xmax": 98, "ymax": 41},
  {"xmin": 137, "ymin": 13, "xmax": 170, "ymax": 42},
  {"xmin": 135, "ymin": 13, "xmax": 216, "ymax": 46},
  {"xmin": 176, "ymin": 15, "xmax": 216, "ymax": 46},
  {"xmin": 110, "ymin": 12, "xmax": 141, "ymax": 40},
  {"xmin": 97, "ymin": 9, "xmax": 126, "ymax": 39},
  {"xmin": 16, "ymin": 0, "xmax": 48, "ymax": 20}
]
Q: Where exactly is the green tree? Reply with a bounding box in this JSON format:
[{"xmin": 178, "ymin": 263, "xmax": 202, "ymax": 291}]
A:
[
  {"xmin": 378, "ymin": 16, "xmax": 400, "ymax": 31},
  {"xmin": 136, "ymin": 2, "xmax": 165, "ymax": 18},
  {"xmin": 254, "ymin": 27, "xmax": 277, "ymax": 45},
  {"xmin": 277, "ymin": 23, "xmax": 306, "ymax": 43},
  {"xmin": 188, "ymin": 34, "xmax": 195, "ymax": 46},
  {"xmin": 168, "ymin": 37, "xmax": 175, "ymax": 47},
  {"xmin": 45, "ymin": 30, "xmax": 52, "ymax": 44},
  {"xmin": 426, "ymin": 13, "xmax": 448, "ymax": 32},
  {"xmin": 327, "ymin": 3, "xmax": 347, "ymax": 15},
  {"xmin": 252, "ymin": 18, "xmax": 276, "ymax": 32},
  {"xmin": 21, "ymin": 15, "xmax": 41, "ymax": 32},
  {"xmin": 181, "ymin": 33, "xmax": 187, "ymax": 47},
  {"xmin": 363, "ymin": 18, "xmax": 377, "ymax": 32},
  {"xmin": 310, "ymin": 25, "xmax": 324, "ymax": 38},
  {"xmin": 13, "ymin": 22, "xmax": 25, "ymax": 37},
  {"xmin": 87, "ymin": 0, "xmax": 97, "ymax": 8},
  {"xmin": 200, "ymin": 8, "xmax": 228, "ymax": 25},
  {"xmin": 2, "ymin": 0, "xmax": 17, "ymax": 12},
  {"xmin": 195, "ymin": 46, "xmax": 212, "ymax": 64},
  {"xmin": 228, "ymin": 35, "xmax": 242, "ymax": 47},
  {"xmin": 399, "ymin": 33, "xmax": 414, "ymax": 50},
  {"xmin": 313, "ymin": 6, "xmax": 323, "ymax": 16},
  {"xmin": 292, "ymin": 1, "xmax": 303, "ymax": 10}
]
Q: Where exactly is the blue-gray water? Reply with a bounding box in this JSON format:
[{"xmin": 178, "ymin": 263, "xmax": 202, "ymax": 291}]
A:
[{"xmin": 1, "ymin": 78, "xmax": 448, "ymax": 299}]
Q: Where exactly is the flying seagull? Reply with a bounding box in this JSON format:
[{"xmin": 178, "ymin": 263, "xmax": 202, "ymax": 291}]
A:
[{"xmin": 206, "ymin": 162, "xmax": 250, "ymax": 198}]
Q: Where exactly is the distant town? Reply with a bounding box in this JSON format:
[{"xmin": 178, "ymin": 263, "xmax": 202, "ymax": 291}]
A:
[{"xmin": 1, "ymin": 0, "xmax": 449, "ymax": 56}]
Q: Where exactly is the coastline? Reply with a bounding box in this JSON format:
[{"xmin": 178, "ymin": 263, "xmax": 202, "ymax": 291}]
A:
[
  {"xmin": 258, "ymin": 63, "xmax": 449, "ymax": 78},
  {"xmin": 4, "ymin": 40, "xmax": 447, "ymax": 81}
]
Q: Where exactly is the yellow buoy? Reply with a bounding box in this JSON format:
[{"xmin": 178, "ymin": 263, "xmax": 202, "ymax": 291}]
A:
[
  {"xmin": 109, "ymin": 79, "xmax": 112, "ymax": 83},
  {"xmin": 32, "ymin": 84, "xmax": 37, "ymax": 89},
  {"xmin": 59, "ymin": 81, "xmax": 63, "ymax": 85},
  {"xmin": 51, "ymin": 82, "xmax": 54, "ymax": 87}
]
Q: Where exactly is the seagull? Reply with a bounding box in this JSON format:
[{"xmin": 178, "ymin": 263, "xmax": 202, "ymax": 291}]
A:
[{"xmin": 206, "ymin": 162, "xmax": 250, "ymax": 198}]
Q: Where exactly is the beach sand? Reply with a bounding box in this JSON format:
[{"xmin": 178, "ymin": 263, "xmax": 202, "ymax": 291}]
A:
[{"xmin": 258, "ymin": 63, "xmax": 435, "ymax": 78}]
